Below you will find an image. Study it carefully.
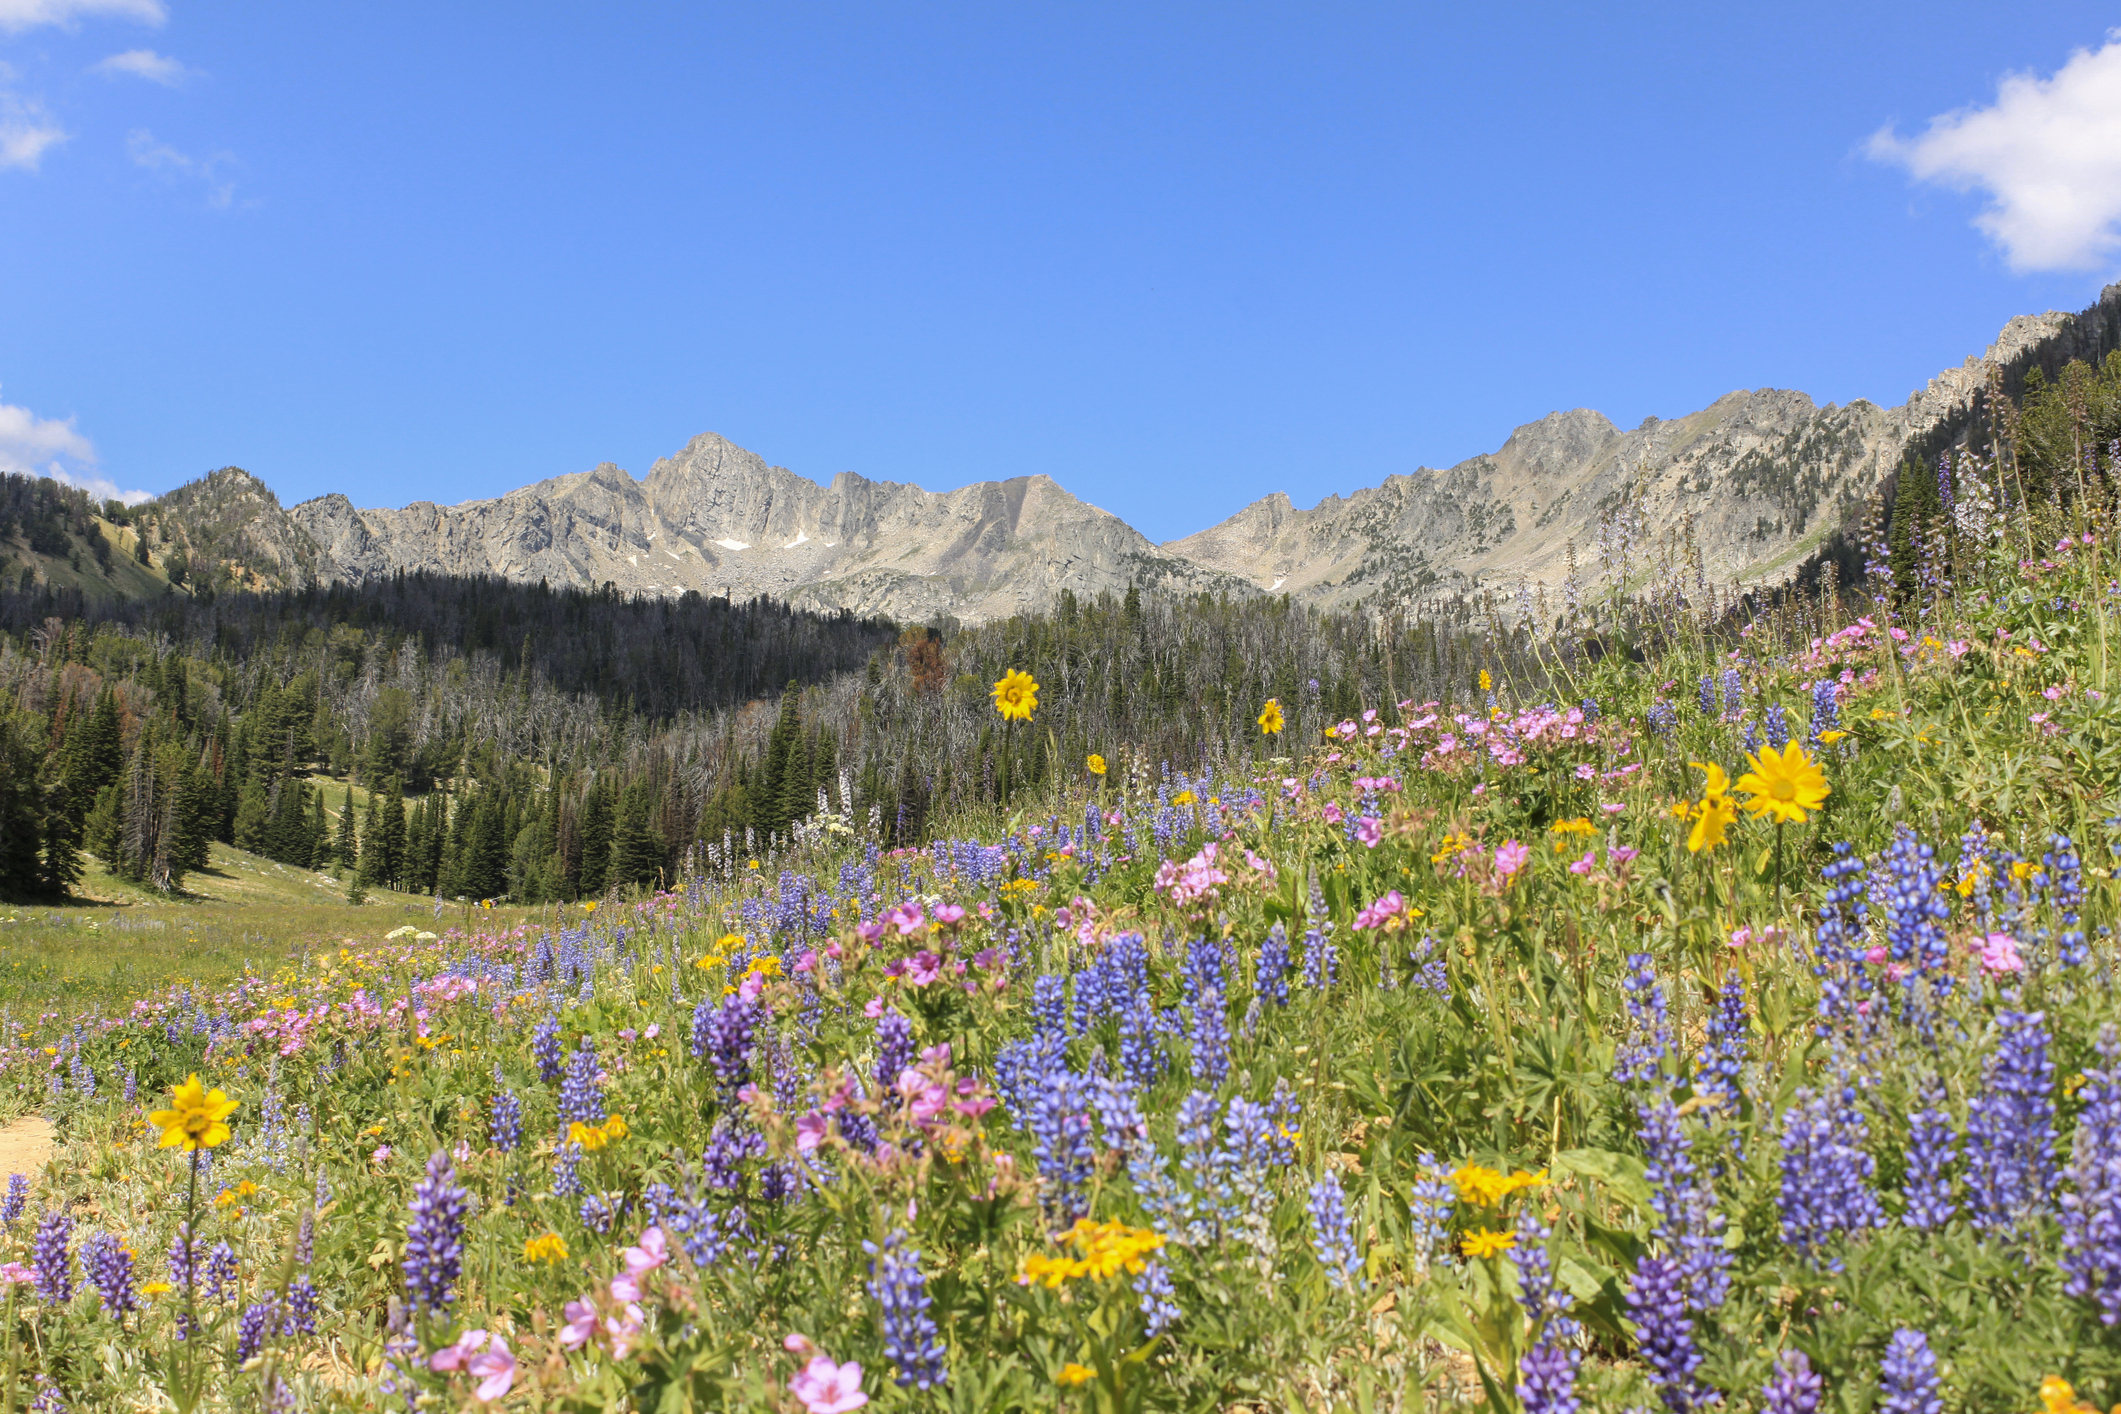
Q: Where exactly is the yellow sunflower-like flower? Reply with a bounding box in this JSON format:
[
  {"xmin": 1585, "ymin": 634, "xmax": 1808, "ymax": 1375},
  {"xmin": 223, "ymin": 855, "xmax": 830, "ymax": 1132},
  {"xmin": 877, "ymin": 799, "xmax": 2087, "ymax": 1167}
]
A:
[
  {"xmin": 1059, "ymin": 1363, "xmax": 1096, "ymax": 1387},
  {"xmin": 148, "ymin": 1074, "xmax": 238, "ymax": 1151},
  {"xmin": 992, "ymin": 669, "xmax": 1040, "ymax": 722},
  {"xmin": 1257, "ymin": 699, "xmax": 1285, "ymax": 735},
  {"xmin": 1734, "ymin": 742, "xmax": 1830, "ymax": 825},
  {"xmin": 1687, "ymin": 793, "xmax": 1738, "ymax": 854},
  {"xmin": 1450, "ymin": 1163, "xmax": 1546, "ymax": 1207},
  {"xmin": 523, "ymin": 1232, "xmax": 569, "ymax": 1264},
  {"xmin": 1460, "ymin": 1227, "xmax": 1517, "ymax": 1259},
  {"xmin": 1086, "ymin": 753, "xmax": 1107, "ymax": 776},
  {"xmin": 2038, "ymin": 1376, "xmax": 2100, "ymax": 1414}
]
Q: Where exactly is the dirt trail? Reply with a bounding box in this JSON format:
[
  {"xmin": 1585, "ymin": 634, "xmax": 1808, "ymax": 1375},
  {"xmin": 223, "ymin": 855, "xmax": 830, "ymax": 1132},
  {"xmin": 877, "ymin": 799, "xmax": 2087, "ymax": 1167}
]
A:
[{"xmin": 0, "ymin": 1117, "xmax": 55, "ymax": 1179}]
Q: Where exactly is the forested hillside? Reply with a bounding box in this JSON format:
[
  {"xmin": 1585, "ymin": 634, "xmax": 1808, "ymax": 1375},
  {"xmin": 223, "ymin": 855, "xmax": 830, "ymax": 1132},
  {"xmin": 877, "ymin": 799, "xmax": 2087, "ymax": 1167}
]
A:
[{"xmin": 3, "ymin": 347, "xmax": 2115, "ymax": 906}]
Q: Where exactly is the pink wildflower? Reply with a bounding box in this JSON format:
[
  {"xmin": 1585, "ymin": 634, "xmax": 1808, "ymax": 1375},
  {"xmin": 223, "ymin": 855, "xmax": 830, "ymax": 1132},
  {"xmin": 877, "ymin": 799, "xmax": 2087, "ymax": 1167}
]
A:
[
  {"xmin": 1979, "ymin": 933, "xmax": 2024, "ymax": 976},
  {"xmin": 790, "ymin": 1355, "xmax": 870, "ymax": 1413},
  {"xmin": 559, "ymin": 1298, "xmax": 597, "ymax": 1349},
  {"xmin": 1493, "ymin": 840, "xmax": 1529, "ymax": 880},
  {"xmin": 1354, "ymin": 816, "xmax": 1383, "ymax": 848}
]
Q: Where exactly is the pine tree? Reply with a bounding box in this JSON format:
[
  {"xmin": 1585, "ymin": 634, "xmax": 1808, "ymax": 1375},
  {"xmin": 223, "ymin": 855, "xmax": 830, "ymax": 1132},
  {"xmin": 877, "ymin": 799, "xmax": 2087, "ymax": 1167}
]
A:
[
  {"xmin": 378, "ymin": 777, "xmax": 407, "ymax": 888},
  {"xmin": 577, "ymin": 782, "xmax": 614, "ymax": 897},
  {"xmin": 609, "ymin": 781, "xmax": 665, "ymax": 892},
  {"xmin": 355, "ymin": 790, "xmax": 384, "ymax": 887},
  {"xmin": 333, "ymin": 787, "xmax": 358, "ymax": 874}
]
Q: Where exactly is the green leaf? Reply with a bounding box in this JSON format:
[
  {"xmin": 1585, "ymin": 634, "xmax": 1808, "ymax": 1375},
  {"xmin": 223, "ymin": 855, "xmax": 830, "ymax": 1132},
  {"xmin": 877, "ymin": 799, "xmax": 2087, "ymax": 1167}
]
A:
[{"xmin": 1551, "ymin": 1146, "xmax": 1656, "ymax": 1213}]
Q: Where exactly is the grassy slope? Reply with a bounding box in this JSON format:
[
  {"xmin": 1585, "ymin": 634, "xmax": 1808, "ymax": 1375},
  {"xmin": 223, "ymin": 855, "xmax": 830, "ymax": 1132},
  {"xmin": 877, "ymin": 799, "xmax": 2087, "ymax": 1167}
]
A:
[{"xmin": 0, "ymin": 841, "xmax": 543, "ymax": 1010}]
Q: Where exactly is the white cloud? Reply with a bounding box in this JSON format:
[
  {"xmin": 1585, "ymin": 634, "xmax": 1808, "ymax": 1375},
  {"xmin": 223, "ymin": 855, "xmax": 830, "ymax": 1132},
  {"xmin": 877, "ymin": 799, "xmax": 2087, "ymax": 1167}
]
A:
[
  {"xmin": 0, "ymin": 93, "xmax": 65, "ymax": 170},
  {"xmin": 127, "ymin": 126, "xmax": 233, "ymax": 206},
  {"xmin": 51, "ymin": 467, "xmax": 153, "ymax": 506},
  {"xmin": 0, "ymin": 0, "xmax": 164, "ymax": 34},
  {"xmin": 94, "ymin": 48, "xmax": 190, "ymax": 86},
  {"xmin": 0, "ymin": 391, "xmax": 152, "ymax": 504},
  {"xmin": 1868, "ymin": 32, "xmax": 2121, "ymax": 272}
]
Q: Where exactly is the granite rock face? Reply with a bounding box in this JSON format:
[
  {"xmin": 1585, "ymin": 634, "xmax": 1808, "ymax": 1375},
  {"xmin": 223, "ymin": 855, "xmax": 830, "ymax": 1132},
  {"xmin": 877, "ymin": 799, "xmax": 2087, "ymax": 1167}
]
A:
[
  {"xmin": 1164, "ymin": 301, "xmax": 2101, "ymax": 609},
  {"xmin": 149, "ymin": 287, "xmax": 2118, "ymax": 622},
  {"xmin": 285, "ymin": 433, "xmax": 1249, "ymax": 622}
]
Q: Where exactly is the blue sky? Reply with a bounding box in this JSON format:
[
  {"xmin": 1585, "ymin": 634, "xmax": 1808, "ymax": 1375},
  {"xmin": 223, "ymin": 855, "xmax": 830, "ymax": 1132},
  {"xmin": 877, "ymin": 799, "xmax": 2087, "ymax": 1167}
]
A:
[{"xmin": 2, "ymin": 3, "xmax": 2119, "ymax": 542}]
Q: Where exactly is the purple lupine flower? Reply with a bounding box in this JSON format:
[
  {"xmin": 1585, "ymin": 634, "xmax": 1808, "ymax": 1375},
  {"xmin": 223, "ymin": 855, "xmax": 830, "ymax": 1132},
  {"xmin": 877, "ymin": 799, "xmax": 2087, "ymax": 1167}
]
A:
[
  {"xmin": 1764, "ymin": 702, "xmax": 1790, "ymax": 750},
  {"xmin": 1514, "ymin": 1209, "xmax": 1580, "ymax": 1414},
  {"xmin": 1614, "ymin": 953, "xmax": 1671, "ymax": 1086},
  {"xmin": 1693, "ymin": 975, "xmax": 1749, "ymax": 1115},
  {"xmin": 1027, "ymin": 1063, "xmax": 1094, "ymax": 1223},
  {"xmin": 1118, "ymin": 990, "xmax": 1166, "ymax": 1090},
  {"xmin": 1777, "ymin": 1084, "xmax": 1885, "ymax": 1260},
  {"xmin": 1032, "ymin": 974, "xmax": 1069, "ymax": 1043},
  {"xmin": 1183, "ymin": 939, "xmax": 1230, "ymax": 1087},
  {"xmin": 1638, "ymin": 1094, "xmax": 1729, "ymax": 1311},
  {"xmin": 1965, "ymin": 1007, "xmax": 2056, "ymax": 1230},
  {"xmin": 32, "ymin": 1211, "xmax": 71, "ymax": 1305},
  {"xmin": 1, "ymin": 1173, "xmax": 25, "ymax": 1228},
  {"xmin": 237, "ymin": 1298, "xmax": 277, "ymax": 1360},
  {"xmin": 1627, "ymin": 1254, "xmax": 1706, "ymax": 1411},
  {"xmin": 490, "ymin": 1088, "xmax": 523, "ymax": 1153},
  {"xmin": 1902, "ymin": 1099, "xmax": 1958, "ymax": 1229},
  {"xmin": 2060, "ymin": 1024, "xmax": 2121, "ymax": 1325},
  {"xmin": 557, "ymin": 1036, "xmax": 604, "ymax": 1125},
  {"xmin": 531, "ymin": 1013, "xmax": 562, "ymax": 1084},
  {"xmin": 1811, "ymin": 844, "xmax": 1871, "ymax": 1030},
  {"xmin": 1875, "ymin": 830, "xmax": 1951, "ymax": 985},
  {"xmin": 168, "ymin": 1224, "xmax": 200, "ymax": 1297},
  {"xmin": 1878, "ymin": 1328, "xmax": 1941, "ymax": 1414},
  {"xmin": 1408, "ymin": 1153, "xmax": 1456, "ymax": 1273},
  {"xmin": 694, "ymin": 995, "xmax": 757, "ymax": 1090},
  {"xmin": 1697, "ymin": 675, "xmax": 1717, "ymax": 717},
  {"xmin": 1300, "ymin": 871, "xmax": 1337, "ymax": 989},
  {"xmin": 866, "ymin": 1229, "xmax": 947, "ymax": 1390},
  {"xmin": 285, "ymin": 1275, "xmax": 318, "ymax": 1335},
  {"xmin": 402, "ymin": 1150, "xmax": 470, "ymax": 1317},
  {"xmin": 2044, "ymin": 833, "xmax": 2088, "ymax": 968},
  {"xmin": 579, "ymin": 1192, "xmax": 614, "ymax": 1233},
  {"xmin": 1762, "ymin": 1349, "xmax": 1821, "ymax": 1413},
  {"xmin": 203, "ymin": 1242, "xmax": 236, "ymax": 1302},
  {"xmin": 1132, "ymin": 1257, "xmax": 1179, "ymax": 1334},
  {"xmin": 874, "ymin": 1009, "xmax": 915, "ymax": 1088},
  {"xmin": 81, "ymin": 1233, "xmax": 135, "ymax": 1314},
  {"xmin": 1806, "ymin": 679, "xmax": 1838, "ymax": 747},
  {"xmin": 552, "ymin": 1141, "xmax": 583, "ymax": 1197},
  {"xmin": 1307, "ymin": 1173, "xmax": 1362, "ymax": 1290},
  {"xmin": 1647, "ymin": 701, "xmax": 1677, "ymax": 737},
  {"xmin": 1720, "ymin": 668, "xmax": 1742, "ymax": 718},
  {"xmin": 1255, "ymin": 922, "xmax": 1293, "ymax": 1007}
]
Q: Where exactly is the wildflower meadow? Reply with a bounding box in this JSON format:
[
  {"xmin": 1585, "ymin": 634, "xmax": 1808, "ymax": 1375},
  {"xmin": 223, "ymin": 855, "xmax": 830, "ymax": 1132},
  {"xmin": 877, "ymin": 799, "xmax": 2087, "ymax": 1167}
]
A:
[{"xmin": 5, "ymin": 496, "xmax": 2121, "ymax": 1412}]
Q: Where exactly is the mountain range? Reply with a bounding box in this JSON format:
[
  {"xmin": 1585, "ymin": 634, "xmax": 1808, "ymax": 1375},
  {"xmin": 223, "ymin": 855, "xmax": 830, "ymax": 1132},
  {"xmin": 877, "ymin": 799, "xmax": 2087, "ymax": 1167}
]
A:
[{"xmin": 79, "ymin": 283, "xmax": 2121, "ymax": 623}]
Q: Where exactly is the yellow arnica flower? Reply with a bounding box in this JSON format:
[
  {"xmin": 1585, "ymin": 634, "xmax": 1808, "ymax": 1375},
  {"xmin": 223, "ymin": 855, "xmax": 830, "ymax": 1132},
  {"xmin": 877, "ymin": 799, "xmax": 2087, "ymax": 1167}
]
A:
[
  {"xmin": 142, "ymin": 1281, "xmax": 173, "ymax": 1296},
  {"xmin": 1258, "ymin": 699, "xmax": 1285, "ymax": 735},
  {"xmin": 2039, "ymin": 1376, "xmax": 2101, "ymax": 1414},
  {"xmin": 1173, "ymin": 790, "xmax": 1196, "ymax": 807},
  {"xmin": 1450, "ymin": 1163, "xmax": 1546, "ymax": 1207},
  {"xmin": 1018, "ymin": 1220, "xmax": 1165, "ymax": 1287},
  {"xmin": 1549, "ymin": 817, "xmax": 1596, "ymax": 836},
  {"xmin": 1735, "ymin": 741, "xmax": 1830, "ymax": 825},
  {"xmin": 1086, "ymin": 753, "xmax": 1107, "ymax": 776},
  {"xmin": 1687, "ymin": 793, "xmax": 1737, "ymax": 854},
  {"xmin": 748, "ymin": 956, "xmax": 782, "ymax": 977},
  {"xmin": 582, "ymin": 901, "xmax": 598, "ymax": 913},
  {"xmin": 992, "ymin": 669, "xmax": 1039, "ymax": 722},
  {"xmin": 148, "ymin": 1074, "xmax": 238, "ymax": 1151},
  {"xmin": 1461, "ymin": 1227, "xmax": 1516, "ymax": 1259},
  {"xmin": 1058, "ymin": 1363, "xmax": 1095, "ymax": 1387},
  {"xmin": 524, "ymin": 1232, "xmax": 569, "ymax": 1263},
  {"xmin": 568, "ymin": 1114, "xmax": 629, "ymax": 1152},
  {"xmin": 1817, "ymin": 730, "xmax": 1848, "ymax": 745},
  {"xmin": 1690, "ymin": 761, "xmax": 1730, "ymax": 797}
]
